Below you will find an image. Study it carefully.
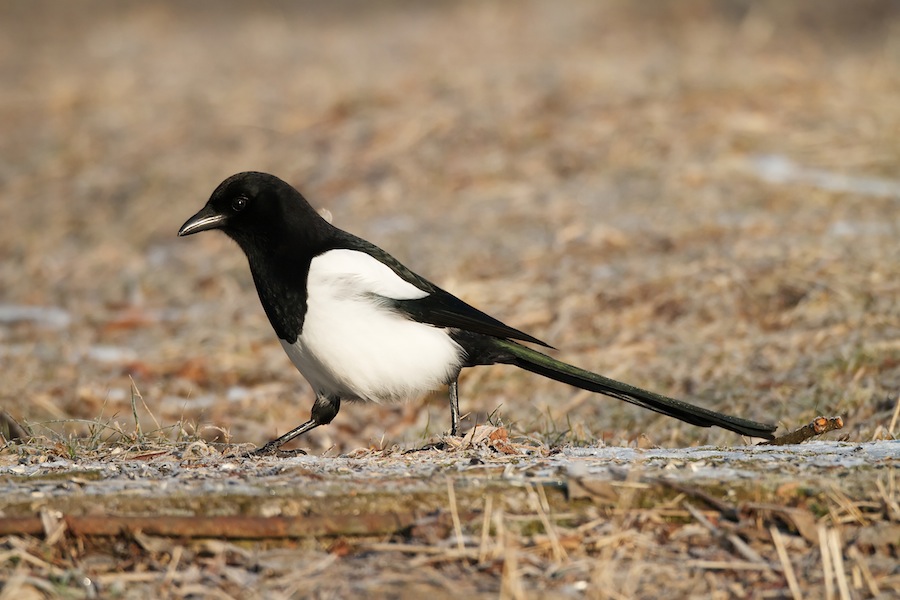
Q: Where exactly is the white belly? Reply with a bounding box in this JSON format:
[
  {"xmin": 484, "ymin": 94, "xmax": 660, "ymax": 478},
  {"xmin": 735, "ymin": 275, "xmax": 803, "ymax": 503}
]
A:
[{"xmin": 279, "ymin": 249, "xmax": 464, "ymax": 403}]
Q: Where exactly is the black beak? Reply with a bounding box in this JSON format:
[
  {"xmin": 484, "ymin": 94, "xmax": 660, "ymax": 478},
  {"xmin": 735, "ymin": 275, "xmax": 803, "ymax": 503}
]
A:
[{"xmin": 178, "ymin": 204, "xmax": 228, "ymax": 237}]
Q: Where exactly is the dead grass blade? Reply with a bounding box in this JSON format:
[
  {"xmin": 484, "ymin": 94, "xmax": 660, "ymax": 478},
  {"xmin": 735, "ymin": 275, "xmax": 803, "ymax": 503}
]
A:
[
  {"xmin": 528, "ymin": 483, "xmax": 568, "ymax": 563},
  {"xmin": 479, "ymin": 494, "xmax": 494, "ymax": 563},
  {"xmin": 446, "ymin": 478, "xmax": 465, "ymax": 552},
  {"xmin": 38, "ymin": 508, "xmax": 66, "ymax": 547},
  {"xmin": 876, "ymin": 475, "xmax": 900, "ymax": 521},
  {"xmin": 847, "ymin": 546, "xmax": 881, "ymax": 598},
  {"xmin": 771, "ymin": 526, "xmax": 803, "ymax": 600},
  {"xmin": 499, "ymin": 523, "xmax": 525, "ymax": 600},
  {"xmin": 888, "ymin": 395, "xmax": 900, "ymax": 437},
  {"xmin": 828, "ymin": 527, "xmax": 852, "ymax": 600},
  {"xmin": 818, "ymin": 524, "xmax": 836, "ymax": 600}
]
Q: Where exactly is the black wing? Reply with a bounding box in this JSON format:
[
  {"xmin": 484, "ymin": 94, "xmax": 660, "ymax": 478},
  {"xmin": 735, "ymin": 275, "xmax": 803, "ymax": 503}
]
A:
[
  {"xmin": 393, "ymin": 288, "xmax": 553, "ymax": 348},
  {"xmin": 336, "ymin": 233, "xmax": 553, "ymax": 348}
]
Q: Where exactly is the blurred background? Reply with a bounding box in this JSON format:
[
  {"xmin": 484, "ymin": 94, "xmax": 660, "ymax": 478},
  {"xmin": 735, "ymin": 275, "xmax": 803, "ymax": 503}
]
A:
[{"xmin": 1, "ymin": 0, "xmax": 899, "ymax": 453}]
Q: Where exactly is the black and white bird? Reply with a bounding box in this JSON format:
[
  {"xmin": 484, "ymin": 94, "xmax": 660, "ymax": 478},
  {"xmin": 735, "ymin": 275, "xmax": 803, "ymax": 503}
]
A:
[{"xmin": 178, "ymin": 172, "xmax": 777, "ymax": 454}]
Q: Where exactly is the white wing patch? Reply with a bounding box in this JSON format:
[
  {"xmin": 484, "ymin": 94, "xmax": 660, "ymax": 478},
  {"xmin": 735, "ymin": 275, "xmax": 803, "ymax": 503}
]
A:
[
  {"xmin": 280, "ymin": 248, "xmax": 463, "ymax": 403},
  {"xmin": 308, "ymin": 249, "xmax": 429, "ymax": 301}
]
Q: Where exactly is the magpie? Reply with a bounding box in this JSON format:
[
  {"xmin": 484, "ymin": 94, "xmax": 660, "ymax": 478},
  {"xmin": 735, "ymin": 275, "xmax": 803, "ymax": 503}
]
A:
[{"xmin": 178, "ymin": 172, "xmax": 777, "ymax": 454}]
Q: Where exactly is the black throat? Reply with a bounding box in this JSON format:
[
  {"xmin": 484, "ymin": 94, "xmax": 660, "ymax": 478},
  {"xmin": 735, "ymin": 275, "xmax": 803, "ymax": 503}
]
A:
[
  {"xmin": 247, "ymin": 250, "xmax": 311, "ymax": 344},
  {"xmin": 226, "ymin": 208, "xmax": 337, "ymax": 345}
]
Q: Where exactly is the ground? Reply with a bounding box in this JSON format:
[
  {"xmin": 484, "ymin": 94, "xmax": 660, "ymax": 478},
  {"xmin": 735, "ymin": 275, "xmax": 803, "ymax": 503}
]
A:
[{"xmin": 0, "ymin": 1, "xmax": 898, "ymax": 598}]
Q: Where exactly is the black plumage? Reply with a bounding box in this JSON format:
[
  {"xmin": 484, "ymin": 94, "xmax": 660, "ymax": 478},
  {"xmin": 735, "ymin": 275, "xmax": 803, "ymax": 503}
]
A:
[{"xmin": 179, "ymin": 172, "xmax": 778, "ymax": 453}]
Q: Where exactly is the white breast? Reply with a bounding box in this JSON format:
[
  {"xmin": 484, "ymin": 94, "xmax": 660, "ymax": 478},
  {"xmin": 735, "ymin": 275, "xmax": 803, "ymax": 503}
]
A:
[{"xmin": 279, "ymin": 249, "xmax": 464, "ymax": 403}]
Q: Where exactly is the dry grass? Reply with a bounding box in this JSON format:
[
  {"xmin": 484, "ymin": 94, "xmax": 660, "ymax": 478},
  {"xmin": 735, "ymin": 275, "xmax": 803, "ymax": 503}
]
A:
[
  {"xmin": 1, "ymin": 0, "xmax": 899, "ymax": 597},
  {"xmin": 0, "ymin": 431, "xmax": 898, "ymax": 599}
]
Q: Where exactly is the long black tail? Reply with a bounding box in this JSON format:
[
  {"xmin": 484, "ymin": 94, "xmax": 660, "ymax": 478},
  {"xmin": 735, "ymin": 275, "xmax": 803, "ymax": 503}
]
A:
[{"xmin": 493, "ymin": 339, "xmax": 777, "ymax": 439}]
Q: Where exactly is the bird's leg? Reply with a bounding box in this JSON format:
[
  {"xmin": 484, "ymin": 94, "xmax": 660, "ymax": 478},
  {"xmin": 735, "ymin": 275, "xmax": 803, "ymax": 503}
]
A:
[
  {"xmin": 449, "ymin": 379, "xmax": 461, "ymax": 436},
  {"xmin": 251, "ymin": 394, "xmax": 341, "ymax": 456}
]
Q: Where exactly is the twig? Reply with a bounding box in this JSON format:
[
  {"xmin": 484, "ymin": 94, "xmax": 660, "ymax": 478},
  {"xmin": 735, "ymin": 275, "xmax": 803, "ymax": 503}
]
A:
[
  {"xmin": 685, "ymin": 560, "xmax": 780, "ymax": 571},
  {"xmin": 660, "ymin": 480, "xmax": 739, "ymax": 521},
  {"xmin": 761, "ymin": 416, "xmax": 843, "ymax": 446},
  {"xmin": 684, "ymin": 502, "xmax": 776, "ymax": 571},
  {"xmin": 408, "ymin": 549, "xmax": 482, "ymax": 567},
  {"xmin": 364, "ymin": 542, "xmax": 469, "ymax": 555},
  {"xmin": 743, "ymin": 503, "xmax": 818, "ymax": 544}
]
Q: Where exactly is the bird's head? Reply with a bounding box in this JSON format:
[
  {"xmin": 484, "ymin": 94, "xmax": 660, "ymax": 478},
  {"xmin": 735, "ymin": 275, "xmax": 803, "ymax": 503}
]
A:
[{"xmin": 178, "ymin": 171, "xmax": 327, "ymax": 251}]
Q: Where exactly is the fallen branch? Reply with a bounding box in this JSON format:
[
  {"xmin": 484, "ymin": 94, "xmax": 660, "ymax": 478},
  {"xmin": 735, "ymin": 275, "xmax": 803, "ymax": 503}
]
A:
[{"xmin": 760, "ymin": 416, "xmax": 843, "ymax": 446}]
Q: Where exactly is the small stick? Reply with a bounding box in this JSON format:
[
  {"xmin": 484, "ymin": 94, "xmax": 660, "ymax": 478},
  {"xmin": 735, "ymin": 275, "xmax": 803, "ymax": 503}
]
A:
[
  {"xmin": 684, "ymin": 502, "xmax": 774, "ymax": 570},
  {"xmin": 661, "ymin": 480, "xmax": 739, "ymax": 521},
  {"xmin": 761, "ymin": 416, "xmax": 843, "ymax": 446}
]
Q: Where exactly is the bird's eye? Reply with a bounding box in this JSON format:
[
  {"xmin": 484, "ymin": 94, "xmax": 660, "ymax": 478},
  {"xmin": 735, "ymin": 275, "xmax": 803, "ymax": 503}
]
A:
[{"xmin": 232, "ymin": 196, "xmax": 248, "ymax": 212}]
